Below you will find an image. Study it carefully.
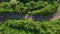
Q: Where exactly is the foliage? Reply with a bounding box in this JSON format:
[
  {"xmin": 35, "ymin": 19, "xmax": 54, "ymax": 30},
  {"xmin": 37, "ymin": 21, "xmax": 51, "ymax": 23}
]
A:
[
  {"xmin": 0, "ymin": 0, "xmax": 59, "ymax": 16},
  {"xmin": 0, "ymin": 2, "xmax": 14, "ymax": 14},
  {"xmin": 0, "ymin": 0, "xmax": 59, "ymax": 34},
  {"xmin": 0, "ymin": 19, "xmax": 60, "ymax": 34}
]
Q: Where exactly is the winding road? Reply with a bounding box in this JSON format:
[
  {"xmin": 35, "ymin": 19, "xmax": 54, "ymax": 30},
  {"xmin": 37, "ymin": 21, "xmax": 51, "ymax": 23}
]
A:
[{"xmin": 0, "ymin": 1, "xmax": 60, "ymax": 22}]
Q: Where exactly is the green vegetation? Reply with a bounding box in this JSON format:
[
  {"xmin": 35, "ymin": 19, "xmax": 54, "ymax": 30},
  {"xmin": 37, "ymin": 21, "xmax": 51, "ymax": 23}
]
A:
[
  {"xmin": 0, "ymin": 0, "xmax": 59, "ymax": 34},
  {"xmin": 0, "ymin": 18, "xmax": 60, "ymax": 34},
  {"xmin": 0, "ymin": 2, "xmax": 14, "ymax": 14},
  {"xmin": 0, "ymin": 0, "xmax": 59, "ymax": 16}
]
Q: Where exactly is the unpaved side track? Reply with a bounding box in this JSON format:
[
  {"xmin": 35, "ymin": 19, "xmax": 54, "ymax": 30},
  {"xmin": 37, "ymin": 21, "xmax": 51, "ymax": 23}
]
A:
[{"xmin": 51, "ymin": 4, "xmax": 60, "ymax": 20}]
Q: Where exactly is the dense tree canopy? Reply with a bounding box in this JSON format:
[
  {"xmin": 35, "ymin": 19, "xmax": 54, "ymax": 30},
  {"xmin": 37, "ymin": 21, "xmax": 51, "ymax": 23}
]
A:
[
  {"xmin": 0, "ymin": 0, "xmax": 59, "ymax": 34},
  {"xmin": 0, "ymin": 0, "xmax": 59, "ymax": 16},
  {"xmin": 0, "ymin": 18, "xmax": 60, "ymax": 34}
]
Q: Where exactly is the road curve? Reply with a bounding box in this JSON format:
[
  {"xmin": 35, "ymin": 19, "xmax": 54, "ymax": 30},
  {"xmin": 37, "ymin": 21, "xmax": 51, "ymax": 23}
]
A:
[{"xmin": 51, "ymin": 4, "xmax": 60, "ymax": 20}]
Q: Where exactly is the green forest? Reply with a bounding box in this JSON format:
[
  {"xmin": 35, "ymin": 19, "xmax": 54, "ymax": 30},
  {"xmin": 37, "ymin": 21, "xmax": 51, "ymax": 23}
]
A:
[
  {"xmin": 0, "ymin": 18, "xmax": 60, "ymax": 34},
  {"xmin": 0, "ymin": 0, "xmax": 59, "ymax": 16},
  {"xmin": 0, "ymin": 0, "xmax": 60, "ymax": 34}
]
